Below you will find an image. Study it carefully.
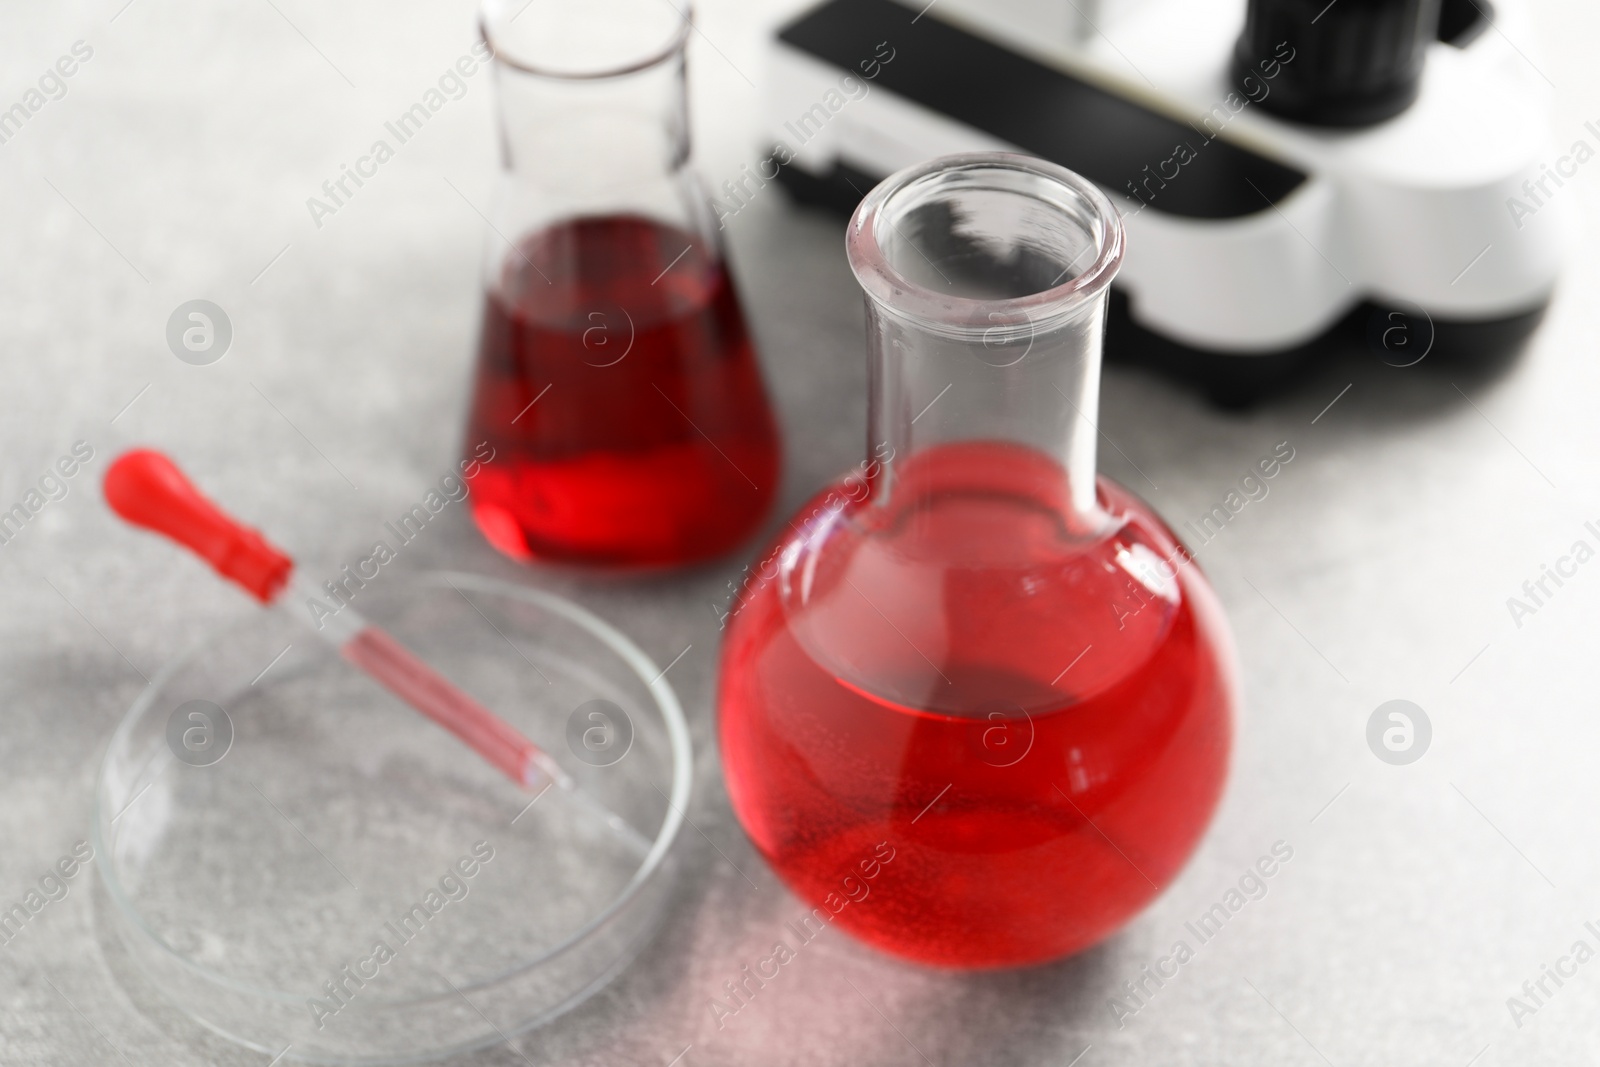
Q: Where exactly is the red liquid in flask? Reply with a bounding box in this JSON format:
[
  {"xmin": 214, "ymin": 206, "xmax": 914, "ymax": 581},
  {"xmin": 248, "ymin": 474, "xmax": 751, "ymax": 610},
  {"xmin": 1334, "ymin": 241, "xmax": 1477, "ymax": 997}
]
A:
[
  {"xmin": 718, "ymin": 442, "xmax": 1234, "ymax": 967},
  {"xmin": 463, "ymin": 215, "xmax": 780, "ymax": 568}
]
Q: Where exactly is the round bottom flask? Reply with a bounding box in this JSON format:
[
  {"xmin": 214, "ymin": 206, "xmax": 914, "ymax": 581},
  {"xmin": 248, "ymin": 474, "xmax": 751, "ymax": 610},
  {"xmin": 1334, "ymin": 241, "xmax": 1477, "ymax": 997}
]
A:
[{"xmin": 717, "ymin": 153, "xmax": 1236, "ymax": 968}]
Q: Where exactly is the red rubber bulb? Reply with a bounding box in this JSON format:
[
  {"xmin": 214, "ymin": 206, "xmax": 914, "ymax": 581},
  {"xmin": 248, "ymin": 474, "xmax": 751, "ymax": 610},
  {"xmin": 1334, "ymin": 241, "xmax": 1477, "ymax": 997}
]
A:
[{"xmin": 104, "ymin": 449, "xmax": 293, "ymax": 603}]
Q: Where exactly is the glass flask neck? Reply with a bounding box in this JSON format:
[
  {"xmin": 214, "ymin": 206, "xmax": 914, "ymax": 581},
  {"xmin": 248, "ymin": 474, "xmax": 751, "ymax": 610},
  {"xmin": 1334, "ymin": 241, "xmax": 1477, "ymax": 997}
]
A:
[
  {"xmin": 479, "ymin": 0, "xmax": 705, "ymax": 236},
  {"xmin": 846, "ymin": 153, "xmax": 1126, "ymax": 534}
]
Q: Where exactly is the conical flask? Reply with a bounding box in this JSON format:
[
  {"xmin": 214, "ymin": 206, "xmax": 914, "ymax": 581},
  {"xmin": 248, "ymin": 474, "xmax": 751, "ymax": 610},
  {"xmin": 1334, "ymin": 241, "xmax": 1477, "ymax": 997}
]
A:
[{"xmin": 462, "ymin": 0, "xmax": 781, "ymax": 568}]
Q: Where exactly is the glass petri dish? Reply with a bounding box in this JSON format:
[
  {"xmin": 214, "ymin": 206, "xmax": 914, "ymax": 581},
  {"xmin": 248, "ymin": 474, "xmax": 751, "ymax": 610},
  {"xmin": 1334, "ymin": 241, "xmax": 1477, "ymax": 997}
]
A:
[{"xmin": 93, "ymin": 572, "xmax": 691, "ymax": 1065}]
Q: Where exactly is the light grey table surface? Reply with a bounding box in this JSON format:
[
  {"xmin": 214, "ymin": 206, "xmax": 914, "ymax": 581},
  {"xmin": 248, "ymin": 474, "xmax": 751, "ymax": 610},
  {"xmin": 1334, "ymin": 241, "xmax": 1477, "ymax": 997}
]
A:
[{"xmin": 3, "ymin": 0, "xmax": 1600, "ymax": 1064}]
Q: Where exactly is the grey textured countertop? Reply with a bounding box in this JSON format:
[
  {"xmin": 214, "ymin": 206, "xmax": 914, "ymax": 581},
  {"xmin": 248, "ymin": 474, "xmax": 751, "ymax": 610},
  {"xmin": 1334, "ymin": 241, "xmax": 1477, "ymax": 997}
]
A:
[{"xmin": 4, "ymin": 0, "xmax": 1600, "ymax": 1064}]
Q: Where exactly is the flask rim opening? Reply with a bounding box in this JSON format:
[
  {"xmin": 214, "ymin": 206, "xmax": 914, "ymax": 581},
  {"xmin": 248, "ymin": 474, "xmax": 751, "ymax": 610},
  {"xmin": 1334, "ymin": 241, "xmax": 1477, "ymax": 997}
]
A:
[
  {"xmin": 846, "ymin": 152, "xmax": 1126, "ymax": 337},
  {"xmin": 479, "ymin": 0, "xmax": 692, "ymax": 81}
]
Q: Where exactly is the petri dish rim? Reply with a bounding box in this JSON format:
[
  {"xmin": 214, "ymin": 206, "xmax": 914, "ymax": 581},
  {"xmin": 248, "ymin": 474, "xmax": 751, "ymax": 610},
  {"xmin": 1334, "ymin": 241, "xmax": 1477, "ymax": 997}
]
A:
[{"xmin": 91, "ymin": 571, "xmax": 693, "ymax": 1010}]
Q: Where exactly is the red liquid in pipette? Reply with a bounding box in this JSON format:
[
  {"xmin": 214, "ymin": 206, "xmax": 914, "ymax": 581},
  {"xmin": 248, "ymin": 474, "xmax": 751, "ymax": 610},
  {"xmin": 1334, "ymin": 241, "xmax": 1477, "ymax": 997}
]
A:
[
  {"xmin": 463, "ymin": 215, "xmax": 781, "ymax": 568},
  {"xmin": 718, "ymin": 442, "xmax": 1234, "ymax": 968},
  {"xmin": 341, "ymin": 627, "xmax": 548, "ymax": 788}
]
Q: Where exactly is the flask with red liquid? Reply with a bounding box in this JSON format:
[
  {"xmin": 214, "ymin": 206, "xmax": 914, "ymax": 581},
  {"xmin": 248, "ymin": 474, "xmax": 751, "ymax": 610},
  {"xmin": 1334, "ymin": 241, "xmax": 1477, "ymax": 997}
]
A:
[
  {"xmin": 717, "ymin": 153, "xmax": 1237, "ymax": 968},
  {"xmin": 463, "ymin": 0, "xmax": 780, "ymax": 568}
]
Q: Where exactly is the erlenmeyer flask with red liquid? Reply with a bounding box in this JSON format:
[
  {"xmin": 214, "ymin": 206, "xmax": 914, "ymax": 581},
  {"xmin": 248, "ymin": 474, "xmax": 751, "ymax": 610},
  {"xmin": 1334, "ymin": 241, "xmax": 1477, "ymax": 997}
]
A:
[
  {"xmin": 717, "ymin": 153, "xmax": 1237, "ymax": 968},
  {"xmin": 463, "ymin": 0, "xmax": 780, "ymax": 568}
]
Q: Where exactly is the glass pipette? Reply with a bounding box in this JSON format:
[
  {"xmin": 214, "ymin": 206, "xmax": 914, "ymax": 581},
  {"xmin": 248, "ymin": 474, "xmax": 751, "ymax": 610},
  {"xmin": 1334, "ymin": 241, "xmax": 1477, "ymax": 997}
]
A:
[{"xmin": 103, "ymin": 449, "xmax": 648, "ymax": 852}]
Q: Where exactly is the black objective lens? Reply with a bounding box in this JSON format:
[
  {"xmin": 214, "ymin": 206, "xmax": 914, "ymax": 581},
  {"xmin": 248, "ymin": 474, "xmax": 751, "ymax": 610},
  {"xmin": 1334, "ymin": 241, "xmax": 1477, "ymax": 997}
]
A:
[{"xmin": 1233, "ymin": 0, "xmax": 1445, "ymax": 127}]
